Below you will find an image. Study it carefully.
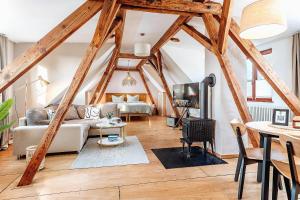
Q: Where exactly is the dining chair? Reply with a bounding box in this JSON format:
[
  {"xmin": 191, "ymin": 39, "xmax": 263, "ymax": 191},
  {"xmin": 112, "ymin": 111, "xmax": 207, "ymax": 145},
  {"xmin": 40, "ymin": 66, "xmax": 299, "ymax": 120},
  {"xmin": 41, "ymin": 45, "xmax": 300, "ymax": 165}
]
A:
[
  {"xmin": 272, "ymin": 134, "xmax": 300, "ymax": 200},
  {"xmin": 230, "ymin": 119, "xmax": 284, "ymax": 199}
]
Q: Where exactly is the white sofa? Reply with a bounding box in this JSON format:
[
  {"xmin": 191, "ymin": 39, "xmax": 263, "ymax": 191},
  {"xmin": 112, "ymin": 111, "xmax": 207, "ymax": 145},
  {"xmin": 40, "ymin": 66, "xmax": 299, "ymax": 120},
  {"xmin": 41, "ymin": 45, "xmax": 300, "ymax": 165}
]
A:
[
  {"xmin": 13, "ymin": 123, "xmax": 90, "ymax": 157},
  {"xmin": 13, "ymin": 103, "xmax": 121, "ymax": 157}
]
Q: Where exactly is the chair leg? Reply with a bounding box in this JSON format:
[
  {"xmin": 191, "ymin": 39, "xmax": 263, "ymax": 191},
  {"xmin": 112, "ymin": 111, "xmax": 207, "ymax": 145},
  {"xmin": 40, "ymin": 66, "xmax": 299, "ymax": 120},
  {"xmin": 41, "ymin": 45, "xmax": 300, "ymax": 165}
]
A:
[
  {"xmin": 235, "ymin": 154, "xmax": 242, "ymax": 182},
  {"xmin": 291, "ymin": 184, "xmax": 299, "ymax": 200},
  {"xmin": 283, "ymin": 177, "xmax": 291, "ymax": 200},
  {"xmin": 238, "ymin": 159, "xmax": 246, "ymax": 199},
  {"xmin": 257, "ymin": 162, "xmax": 262, "ymax": 182},
  {"xmin": 278, "ymin": 175, "xmax": 283, "ymax": 190},
  {"xmin": 272, "ymin": 167, "xmax": 279, "ymax": 200}
]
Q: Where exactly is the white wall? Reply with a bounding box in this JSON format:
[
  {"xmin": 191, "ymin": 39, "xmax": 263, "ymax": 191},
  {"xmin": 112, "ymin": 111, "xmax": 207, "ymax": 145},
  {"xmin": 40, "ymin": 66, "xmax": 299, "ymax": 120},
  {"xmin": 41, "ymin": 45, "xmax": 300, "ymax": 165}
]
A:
[
  {"xmin": 248, "ymin": 36, "xmax": 293, "ymax": 108},
  {"xmin": 13, "ymin": 42, "xmax": 113, "ymax": 117},
  {"xmin": 205, "ymin": 40, "xmax": 248, "ymax": 155}
]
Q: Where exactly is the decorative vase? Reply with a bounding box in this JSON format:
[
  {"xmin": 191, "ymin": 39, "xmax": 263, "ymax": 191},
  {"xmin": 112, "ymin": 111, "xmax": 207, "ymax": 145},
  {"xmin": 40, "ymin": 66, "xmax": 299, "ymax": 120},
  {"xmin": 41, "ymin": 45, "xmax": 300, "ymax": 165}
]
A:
[{"xmin": 26, "ymin": 145, "xmax": 45, "ymax": 170}]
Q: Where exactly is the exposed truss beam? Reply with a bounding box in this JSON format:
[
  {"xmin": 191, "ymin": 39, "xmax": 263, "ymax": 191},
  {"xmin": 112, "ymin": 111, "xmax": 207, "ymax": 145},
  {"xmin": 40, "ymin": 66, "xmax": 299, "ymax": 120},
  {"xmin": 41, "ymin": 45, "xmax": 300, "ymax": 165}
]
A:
[
  {"xmin": 115, "ymin": 67, "xmax": 139, "ymax": 71},
  {"xmin": 218, "ymin": 0, "xmax": 233, "ymax": 54},
  {"xmin": 136, "ymin": 15, "xmax": 191, "ymax": 70},
  {"xmin": 97, "ymin": 66, "xmax": 117, "ymax": 103},
  {"xmin": 111, "ymin": 0, "xmax": 222, "ymax": 15},
  {"xmin": 0, "ymin": 1, "xmax": 103, "ymax": 93},
  {"xmin": 227, "ymin": 18, "xmax": 300, "ymax": 116},
  {"xmin": 203, "ymin": 13, "xmax": 259, "ymax": 147},
  {"xmin": 18, "ymin": 0, "xmax": 121, "ymax": 186},
  {"xmin": 89, "ymin": 48, "xmax": 119, "ymax": 104},
  {"xmin": 138, "ymin": 69, "xmax": 156, "ymax": 107},
  {"xmin": 181, "ymin": 24, "xmax": 213, "ymax": 52},
  {"xmin": 118, "ymin": 53, "xmax": 148, "ymax": 59}
]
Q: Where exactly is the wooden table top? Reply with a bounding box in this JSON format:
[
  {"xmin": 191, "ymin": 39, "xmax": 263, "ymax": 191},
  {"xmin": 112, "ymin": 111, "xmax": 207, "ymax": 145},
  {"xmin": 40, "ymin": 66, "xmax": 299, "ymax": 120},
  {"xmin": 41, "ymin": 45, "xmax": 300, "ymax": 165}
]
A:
[{"xmin": 246, "ymin": 121, "xmax": 300, "ymax": 137}]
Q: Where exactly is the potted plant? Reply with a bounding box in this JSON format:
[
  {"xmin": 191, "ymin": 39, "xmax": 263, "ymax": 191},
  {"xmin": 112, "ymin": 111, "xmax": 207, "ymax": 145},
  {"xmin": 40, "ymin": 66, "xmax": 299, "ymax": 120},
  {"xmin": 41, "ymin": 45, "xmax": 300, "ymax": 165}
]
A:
[
  {"xmin": 106, "ymin": 111, "xmax": 114, "ymax": 122},
  {"xmin": 0, "ymin": 99, "xmax": 14, "ymax": 135}
]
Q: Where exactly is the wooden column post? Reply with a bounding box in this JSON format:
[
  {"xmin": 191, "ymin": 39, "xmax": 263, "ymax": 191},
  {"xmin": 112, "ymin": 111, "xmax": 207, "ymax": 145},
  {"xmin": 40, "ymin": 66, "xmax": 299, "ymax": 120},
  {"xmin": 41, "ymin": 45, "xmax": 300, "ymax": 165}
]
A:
[
  {"xmin": 97, "ymin": 66, "xmax": 117, "ymax": 103},
  {"xmin": 227, "ymin": 19, "xmax": 300, "ymax": 115},
  {"xmin": 18, "ymin": 0, "xmax": 120, "ymax": 186},
  {"xmin": 138, "ymin": 69, "xmax": 156, "ymax": 106},
  {"xmin": 90, "ymin": 48, "xmax": 119, "ymax": 104},
  {"xmin": 148, "ymin": 57, "xmax": 180, "ymax": 118},
  {"xmin": 202, "ymin": 14, "xmax": 259, "ymax": 147},
  {"xmin": 218, "ymin": 0, "xmax": 233, "ymax": 54},
  {"xmin": 0, "ymin": 1, "xmax": 103, "ymax": 93}
]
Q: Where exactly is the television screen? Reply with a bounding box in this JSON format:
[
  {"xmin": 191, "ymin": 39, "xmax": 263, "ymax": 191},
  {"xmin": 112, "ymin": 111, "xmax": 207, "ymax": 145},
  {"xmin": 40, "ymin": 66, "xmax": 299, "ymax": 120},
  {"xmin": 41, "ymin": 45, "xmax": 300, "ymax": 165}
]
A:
[{"xmin": 173, "ymin": 82, "xmax": 200, "ymax": 108}]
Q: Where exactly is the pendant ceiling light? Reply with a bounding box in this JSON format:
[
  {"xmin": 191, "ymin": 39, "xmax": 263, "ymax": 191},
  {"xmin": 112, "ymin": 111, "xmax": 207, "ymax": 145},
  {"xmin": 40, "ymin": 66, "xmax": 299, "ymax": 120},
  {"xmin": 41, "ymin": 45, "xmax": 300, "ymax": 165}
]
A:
[
  {"xmin": 122, "ymin": 60, "xmax": 137, "ymax": 86},
  {"xmin": 240, "ymin": 0, "xmax": 287, "ymax": 40}
]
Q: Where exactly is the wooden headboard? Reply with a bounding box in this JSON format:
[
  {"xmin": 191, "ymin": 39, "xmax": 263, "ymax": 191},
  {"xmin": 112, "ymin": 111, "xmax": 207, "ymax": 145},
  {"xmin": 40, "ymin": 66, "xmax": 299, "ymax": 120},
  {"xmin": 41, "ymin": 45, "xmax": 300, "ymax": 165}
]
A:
[{"xmin": 105, "ymin": 93, "xmax": 150, "ymax": 103}]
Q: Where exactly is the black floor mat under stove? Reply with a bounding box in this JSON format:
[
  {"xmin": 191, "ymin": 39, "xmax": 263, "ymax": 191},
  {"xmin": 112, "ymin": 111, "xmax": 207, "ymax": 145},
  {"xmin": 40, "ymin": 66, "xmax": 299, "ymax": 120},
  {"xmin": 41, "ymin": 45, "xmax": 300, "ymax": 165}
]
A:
[{"xmin": 152, "ymin": 146, "xmax": 227, "ymax": 169}]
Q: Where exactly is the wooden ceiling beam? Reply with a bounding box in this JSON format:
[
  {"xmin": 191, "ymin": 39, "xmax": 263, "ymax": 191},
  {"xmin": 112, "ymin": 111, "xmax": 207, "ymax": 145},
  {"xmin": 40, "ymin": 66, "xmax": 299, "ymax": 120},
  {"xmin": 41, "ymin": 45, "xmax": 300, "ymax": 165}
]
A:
[
  {"xmin": 226, "ymin": 18, "xmax": 300, "ymax": 116},
  {"xmin": 93, "ymin": 0, "xmax": 222, "ymax": 15},
  {"xmin": 0, "ymin": 1, "xmax": 103, "ymax": 93},
  {"xmin": 121, "ymin": 5, "xmax": 201, "ymax": 17},
  {"xmin": 115, "ymin": 67, "xmax": 139, "ymax": 71},
  {"xmin": 136, "ymin": 15, "xmax": 191, "ymax": 70},
  {"xmin": 203, "ymin": 13, "xmax": 259, "ymax": 147},
  {"xmin": 18, "ymin": 0, "xmax": 120, "ymax": 186},
  {"xmin": 138, "ymin": 68, "xmax": 157, "ymax": 107},
  {"xmin": 218, "ymin": 0, "xmax": 233, "ymax": 54},
  {"xmin": 181, "ymin": 24, "xmax": 213, "ymax": 52},
  {"xmin": 118, "ymin": 53, "xmax": 148, "ymax": 59}
]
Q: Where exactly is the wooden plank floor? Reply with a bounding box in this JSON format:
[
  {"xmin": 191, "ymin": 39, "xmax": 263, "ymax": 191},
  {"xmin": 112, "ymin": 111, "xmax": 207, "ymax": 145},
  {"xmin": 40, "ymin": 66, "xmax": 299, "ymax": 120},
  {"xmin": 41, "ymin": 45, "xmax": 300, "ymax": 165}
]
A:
[{"xmin": 0, "ymin": 116, "xmax": 288, "ymax": 199}]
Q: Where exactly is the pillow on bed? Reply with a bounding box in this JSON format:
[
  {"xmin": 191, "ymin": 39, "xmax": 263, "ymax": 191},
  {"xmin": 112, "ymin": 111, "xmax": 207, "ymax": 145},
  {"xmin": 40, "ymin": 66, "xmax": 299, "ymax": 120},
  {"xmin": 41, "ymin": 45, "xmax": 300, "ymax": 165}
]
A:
[
  {"xmin": 112, "ymin": 95, "xmax": 124, "ymax": 103},
  {"xmin": 127, "ymin": 95, "xmax": 139, "ymax": 103}
]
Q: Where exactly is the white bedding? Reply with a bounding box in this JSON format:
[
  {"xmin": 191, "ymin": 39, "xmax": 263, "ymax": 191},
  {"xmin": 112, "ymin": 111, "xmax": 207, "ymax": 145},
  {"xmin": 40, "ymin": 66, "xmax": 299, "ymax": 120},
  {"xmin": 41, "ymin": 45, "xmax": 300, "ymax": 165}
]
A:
[{"xmin": 117, "ymin": 102, "xmax": 153, "ymax": 115}]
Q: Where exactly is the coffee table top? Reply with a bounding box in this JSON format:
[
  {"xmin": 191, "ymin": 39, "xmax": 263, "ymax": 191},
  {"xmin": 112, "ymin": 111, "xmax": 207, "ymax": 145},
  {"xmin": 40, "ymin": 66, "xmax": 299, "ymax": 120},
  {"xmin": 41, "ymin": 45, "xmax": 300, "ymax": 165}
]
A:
[{"xmin": 96, "ymin": 122, "xmax": 127, "ymax": 129}]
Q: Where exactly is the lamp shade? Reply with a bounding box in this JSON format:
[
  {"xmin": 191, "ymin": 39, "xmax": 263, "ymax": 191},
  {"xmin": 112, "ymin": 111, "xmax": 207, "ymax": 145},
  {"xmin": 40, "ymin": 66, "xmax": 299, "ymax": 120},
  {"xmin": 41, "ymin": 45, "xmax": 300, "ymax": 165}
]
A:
[
  {"xmin": 240, "ymin": 0, "xmax": 287, "ymax": 39},
  {"xmin": 134, "ymin": 43, "xmax": 151, "ymax": 56}
]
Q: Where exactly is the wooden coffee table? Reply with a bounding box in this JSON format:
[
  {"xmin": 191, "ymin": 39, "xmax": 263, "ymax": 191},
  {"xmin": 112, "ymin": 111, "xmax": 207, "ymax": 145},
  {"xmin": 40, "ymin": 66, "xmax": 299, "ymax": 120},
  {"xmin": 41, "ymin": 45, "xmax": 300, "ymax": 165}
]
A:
[{"xmin": 96, "ymin": 122, "xmax": 127, "ymax": 146}]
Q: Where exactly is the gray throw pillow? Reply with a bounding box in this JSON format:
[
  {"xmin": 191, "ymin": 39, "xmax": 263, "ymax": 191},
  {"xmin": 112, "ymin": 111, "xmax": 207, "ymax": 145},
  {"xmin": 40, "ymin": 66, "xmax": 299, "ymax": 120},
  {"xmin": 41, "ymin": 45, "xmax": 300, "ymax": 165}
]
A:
[
  {"xmin": 65, "ymin": 105, "xmax": 80, "ymax": 120},
  {"xmin": 76, "ymin": 105, "xmax": 87, "ymax": 119},
  {"xmin": 26, "ymin": 108, "xmax": 48, "ymax": 126}
]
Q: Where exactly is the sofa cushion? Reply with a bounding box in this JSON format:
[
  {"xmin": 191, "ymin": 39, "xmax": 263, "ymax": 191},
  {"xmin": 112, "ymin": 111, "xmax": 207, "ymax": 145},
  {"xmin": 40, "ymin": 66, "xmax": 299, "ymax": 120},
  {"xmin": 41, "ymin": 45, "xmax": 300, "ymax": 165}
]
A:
[
  {"xmin": 100, "ymin": 103, "xmax": 119, "ymax": 118},
  {"xmin": 65, "ymin": 105, "xmax": 80, "ymax": 120},
  {"xmin": 76, "ymin": 105, "xmax": 87, "ymax": 119},
  {"xmin": 45, "ymin": 104, "xmax": 79, "ymax": 120},
  {"xmin": 26, "ymin": 108, "xmax": 48, "ymax": 126},
  {"xmin": 64, "ymin": 119, "xmax": 100, "ymax": 129},
  {"xmin": 84, "ymin": 106, "xmax": 100, "ymax": 120}
]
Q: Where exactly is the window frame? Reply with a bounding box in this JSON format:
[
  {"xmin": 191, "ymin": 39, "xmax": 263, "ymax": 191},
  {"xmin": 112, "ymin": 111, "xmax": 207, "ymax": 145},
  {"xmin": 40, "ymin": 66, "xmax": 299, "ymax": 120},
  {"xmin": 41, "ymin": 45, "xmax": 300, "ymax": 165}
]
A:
[{"xmin": 247, "ymin": 48, "xmax": 273, "ymax": 103}]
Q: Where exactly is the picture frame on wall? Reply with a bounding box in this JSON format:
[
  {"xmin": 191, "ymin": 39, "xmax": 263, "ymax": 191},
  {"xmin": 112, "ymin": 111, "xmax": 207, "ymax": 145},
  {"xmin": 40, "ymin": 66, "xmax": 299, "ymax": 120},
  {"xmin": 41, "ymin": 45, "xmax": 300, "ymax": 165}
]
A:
[{"xmin": 272, "ymin": 109, "xmax": 289, "ymax": 126}]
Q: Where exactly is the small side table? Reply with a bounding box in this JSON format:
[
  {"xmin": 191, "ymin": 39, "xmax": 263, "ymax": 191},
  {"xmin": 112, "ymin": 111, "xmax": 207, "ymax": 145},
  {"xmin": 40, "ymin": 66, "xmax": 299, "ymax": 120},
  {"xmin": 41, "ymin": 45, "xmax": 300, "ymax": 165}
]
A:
[{"xmin": 96, "ymin": 122, "xmax": 127, "ymax": 146}]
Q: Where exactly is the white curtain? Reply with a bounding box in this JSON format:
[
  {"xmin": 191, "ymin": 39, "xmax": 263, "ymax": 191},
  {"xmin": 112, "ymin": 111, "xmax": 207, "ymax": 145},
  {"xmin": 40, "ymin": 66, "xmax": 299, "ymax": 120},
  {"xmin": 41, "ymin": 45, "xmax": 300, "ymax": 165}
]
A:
[
  {"xmin": 0, "ymin": 34, "xmax": 10, "ymax": 150},
  {"xmin": 292, "ymin": 33, "xmax": 300, "ymax": 98}
]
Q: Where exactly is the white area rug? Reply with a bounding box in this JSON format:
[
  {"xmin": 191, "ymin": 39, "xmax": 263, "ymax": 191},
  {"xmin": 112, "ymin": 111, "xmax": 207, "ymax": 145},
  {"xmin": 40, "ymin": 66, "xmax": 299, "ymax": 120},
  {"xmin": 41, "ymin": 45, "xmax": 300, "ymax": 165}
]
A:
[{"xmin": 71, "ymin": 136, "xmax": 149, "ymax": 169}]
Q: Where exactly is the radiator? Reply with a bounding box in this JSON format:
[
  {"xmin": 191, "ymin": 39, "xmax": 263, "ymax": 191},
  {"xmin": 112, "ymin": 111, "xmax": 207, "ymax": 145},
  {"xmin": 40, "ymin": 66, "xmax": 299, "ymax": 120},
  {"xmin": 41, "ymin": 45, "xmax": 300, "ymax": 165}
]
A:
[{"xmin": 248, "ymin": 105, "xmax": 292, "ymax": 121}]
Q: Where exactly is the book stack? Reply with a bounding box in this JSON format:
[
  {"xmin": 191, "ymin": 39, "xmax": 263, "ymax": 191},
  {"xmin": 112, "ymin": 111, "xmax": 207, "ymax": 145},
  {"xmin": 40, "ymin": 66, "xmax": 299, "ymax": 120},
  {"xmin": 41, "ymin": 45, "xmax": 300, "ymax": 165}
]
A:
[{"xmin": 108, "ymin": 135, "xmax": 119, "ymax": 142}]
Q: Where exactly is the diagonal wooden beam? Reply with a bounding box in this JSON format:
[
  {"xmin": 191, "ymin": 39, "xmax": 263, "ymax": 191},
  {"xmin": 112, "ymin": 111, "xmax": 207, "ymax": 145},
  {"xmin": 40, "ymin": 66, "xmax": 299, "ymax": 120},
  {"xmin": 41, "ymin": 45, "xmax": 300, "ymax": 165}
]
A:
[
  {"xmin": 137, "ymin": 16, "xmax": 191, "ymax": 70},
  {"xmin": 97, "ymin": 66, "xmax": 117, "ymax": 103},
  {"xmin": 119, "ymin": 0, "xmax": 222, "ymax": 15},
  {"xmin": 181, "ymin": 24, "xmax": 213, "ymax": 52},
  {"xmin": 148, "ymin": 57, "xmax": 180, "ymax": 117},
  {"xmin": 218, "ymin": 0, "xmax": 233, "ymax": 54},
  {"xmin": 226, "ymin": 18, "xmax": 300, "ymax": 116},
  {"xmin": 89, "ymin": 9, "xmax": 126, "ymax": 104},
  {"xmin": 138, "ymin": 69, "xmax": 156, "ymax": 107},
  {"xmin": 89, "ymin": 48, "xmax": 119, "ymax": 104},
  {"xmin": 18, "ymin": 0, "xmax": 120, "ymax": 186},
  {"xmin": 0, "ymin": 1, "xmax": 103, "ymax": 93},
  {"xmin": 202, "ymin": 13, "xmax": 259, "ymax": 147}
]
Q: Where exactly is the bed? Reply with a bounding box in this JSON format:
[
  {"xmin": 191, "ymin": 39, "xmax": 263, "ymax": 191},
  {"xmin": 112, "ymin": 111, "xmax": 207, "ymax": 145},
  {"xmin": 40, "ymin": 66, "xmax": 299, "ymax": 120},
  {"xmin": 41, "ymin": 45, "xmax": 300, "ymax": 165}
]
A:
[{"xmin": 105, "ymin": 93, "xmax": 155, "ymax": 121}]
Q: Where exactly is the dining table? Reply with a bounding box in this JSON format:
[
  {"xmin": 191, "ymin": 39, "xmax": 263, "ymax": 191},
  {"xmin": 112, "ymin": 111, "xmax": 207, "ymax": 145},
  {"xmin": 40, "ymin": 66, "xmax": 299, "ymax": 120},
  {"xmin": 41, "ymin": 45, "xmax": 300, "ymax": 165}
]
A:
[{"xmin": 246, "ymin": 121, "xmax": 300, "ymax": 200}]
